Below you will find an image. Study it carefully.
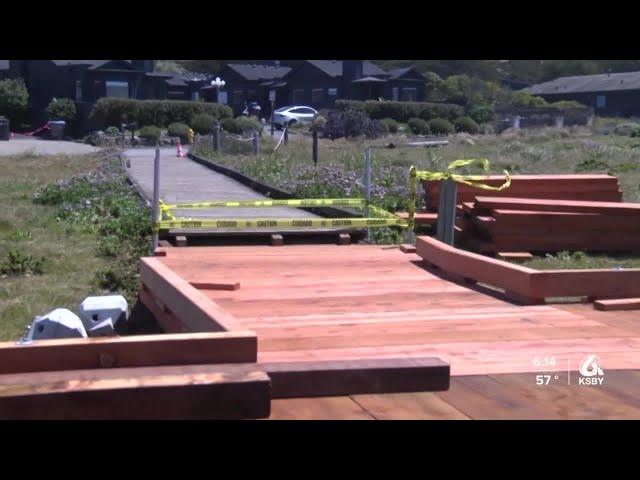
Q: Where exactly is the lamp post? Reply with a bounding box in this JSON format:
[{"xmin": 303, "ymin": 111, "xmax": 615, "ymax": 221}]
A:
[{"xmin": 211, "ymin": 77, "xmax": 226, "ymax": 103}]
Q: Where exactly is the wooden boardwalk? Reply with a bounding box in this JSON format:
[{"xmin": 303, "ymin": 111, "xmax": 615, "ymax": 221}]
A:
[{"xmin": 123, "ymin": 148, "xmax": 348, "ymax": 239}]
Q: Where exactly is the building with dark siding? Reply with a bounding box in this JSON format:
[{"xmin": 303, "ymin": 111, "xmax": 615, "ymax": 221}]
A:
[
  {"xmin": 527, "ymin": 71, "xmax": 640, "ymax": 117},
  {"xmin": 216, "ymin": 60, "xmax": 428, "ymax": 116},
  {"xmin": 5, "ymin": 60, "xmax": 173, "ymax": 133}
]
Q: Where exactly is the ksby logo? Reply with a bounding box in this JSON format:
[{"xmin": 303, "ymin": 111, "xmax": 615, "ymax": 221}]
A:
[{"xmin": 578, "ymin": 354, "xmax": 604, "ymax": 385}]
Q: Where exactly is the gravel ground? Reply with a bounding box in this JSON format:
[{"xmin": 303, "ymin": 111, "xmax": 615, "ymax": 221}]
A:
[{"xmin": 0, "ymin": 137, "xmax": 99, "ymax": 156}]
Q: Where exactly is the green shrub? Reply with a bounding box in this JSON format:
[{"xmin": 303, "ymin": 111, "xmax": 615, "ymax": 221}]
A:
[
  {"xmin": 190, "ymin": 113, "xmax": 216, "ymax": 134},
  {"xmin": 105, "ymin": 126, "xmax": 120, "ymax": 136},
  {"xmin": 408, "ymin": 117, "xmax": 430, "ymax": 135},
  {"xmin": 90, "ymin": 98, "xmax": 232, "ymax": 128},
  {"xmin": 380, "ymin": 118, "xmax": 399, "ymax": 133},
  {"xmin": 613, "ymin": 123, "xmax": 640, "ymax": 136},
  {"xmin": 336, "ymin": 100, "xmax": 463, "ymax": 123},
  {"xmin": 428, "ymin": 118, "xmax": 455, "ymax": 135},
  {"xmin": 46, "ymin": 98, "xmax": 76, "ymax": 122},
  {"xmin": 334, "ymin": 100, "xmax": 366, "ymax": 112},
  {"xmin": 453, "ymin": 116, "xmax": 479, "ymax": 134},
  {"xmin": 0, "ymin": 78, "xmax": 29, "ymax": 124},
  {"xmin": 235, "ymin": 116, "xmax": 263, "ymax": 134},
  {"xmin": 0, "ymin": 249, "xmax": 45, "ymax": 276},
  {"xmin": 167, "ymin": 122, "xmax": 190, "ymax": 143},
  {"xmin": 468, "ymin": 104, "xmax": 495, "ymax": 123},
  {"xmin": 221, "ymin": 117, "xmax": 240, "ymax": 134},
  {"xmin": 138, "ymin": 125, "xmax": 161, "ymax": 143}
]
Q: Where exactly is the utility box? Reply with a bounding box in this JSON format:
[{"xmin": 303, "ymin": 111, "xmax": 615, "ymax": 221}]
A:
[
  {"xmin": 78, "ymin": 295, "xmax": 128, "ymax": 337},
  {"xmin": 0, "ymin": 116, "xmax": 9, "ymax": 141},
  {"xmin": 49, "ymin": 120, "xmax": 66, "ymax": 140}
]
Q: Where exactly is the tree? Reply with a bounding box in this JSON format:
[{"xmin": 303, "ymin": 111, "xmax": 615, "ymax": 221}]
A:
[
  {"xmin": 0, "ymin": 78, "xmax": 29, "ymax": 124},
  {"xmin": 46, "ymin": 98, "xmax": 77, "ymax": 123}
]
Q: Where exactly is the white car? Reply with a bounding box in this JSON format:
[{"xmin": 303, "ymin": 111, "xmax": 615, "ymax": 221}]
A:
[{"xmin": 273, "ymin": 106, "xmax": 318, "ymax": 129}]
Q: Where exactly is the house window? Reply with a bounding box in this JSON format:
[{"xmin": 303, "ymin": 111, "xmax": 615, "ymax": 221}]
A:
[
  {"xmin": 292, "ymin": 89, "xmax": 305, "ymax": 104},
  {"xmin": 218, "ymin": 91, "xmax": 228, "ymax": 104},
  {"xmin": 596, "ymin": 95, "xmax": 606, "ymax": 109},
  {"xmin": 401, "ymin": 88, "xmax": 417, "ymax": 102},
  {"xmin": 75, "ymin": 80, "xmax": 83, "ymax": 102},
  {"xmin": 192, "ymin": 91, "xmax": 199, "ymax": 101},
  {"xmin": 105, "ymin": 80, "xmax": 129, "ymax": 98},
  {"xmin": 312, "ymin": 89, "xmax": 324, "ymax": 105},
  {"xmin": 328, "ymin": 88, "xmax": 337, "ymax": 97},
  {"xmin": 392, "ymin": 87, "xmax": 399, "ymax": 101},
  {"xmin": 233, "ymin": 90, "xmax": 244, "ymax": 106}
]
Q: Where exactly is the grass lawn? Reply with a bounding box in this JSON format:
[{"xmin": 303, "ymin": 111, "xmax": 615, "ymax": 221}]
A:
[
  {"xmin": 0, "ymin": 149, "xmax": 151, "ymax": 341},
  {"xmin": 0, "ymin": 152, "xmax": 109, "ymax": 340}
]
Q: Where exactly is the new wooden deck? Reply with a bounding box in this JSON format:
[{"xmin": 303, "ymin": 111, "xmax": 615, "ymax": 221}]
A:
[{"xmin": 151, "ymin": 244, "xmax": 640, "ymax": 377}]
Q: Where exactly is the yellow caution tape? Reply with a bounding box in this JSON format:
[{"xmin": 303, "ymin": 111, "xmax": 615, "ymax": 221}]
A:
[
  {"xmin": 163, "ymin": 198, "xmax": 366, "ymax": 210},
  {"xmin": 154, "ymin": 216, "xmax": 407, "ymax": 231},
  {"xmin": 414, "ymin": 158, "xmax": 511, "ymax": 192}
]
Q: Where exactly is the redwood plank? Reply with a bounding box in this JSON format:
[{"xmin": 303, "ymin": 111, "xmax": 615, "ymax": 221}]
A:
[
  {"xmin": 0, "ymin": 331, "xmax": 257, "ymax": 374},
  {"xmin": 263, "ymin": 357, "xmax": 449, "ymax": 398},
  {"xmin": 474, "ymin": 196, "xmax": 640, "ymax": 215},
  {"xmin": 139, "ymin": 257, "xmax": 242, "ymax": 332},
  {"xmin": 594, "ymin": 298, "xmax": 640, "ymax": 311},
  {"xmin": 0, "ymin": 364, "xmax": 271, "ymax": 420}
]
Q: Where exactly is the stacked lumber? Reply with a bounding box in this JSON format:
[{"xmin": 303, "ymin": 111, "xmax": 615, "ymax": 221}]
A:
[
  {"xmin": 463, "ymin": 196, "xmax": 640, "ymax": 253},
  {"xmin": 422, "ymin": 174, "xmax": 623, "ymax": 210}
]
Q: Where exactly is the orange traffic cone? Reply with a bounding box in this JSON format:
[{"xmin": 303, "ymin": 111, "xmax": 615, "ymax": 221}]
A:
[{"xmin": 176, "ymin": 139, "xmax": 184, "ymax": 158}]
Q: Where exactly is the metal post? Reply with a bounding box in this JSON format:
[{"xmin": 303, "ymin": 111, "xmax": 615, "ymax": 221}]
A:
[
  {"xmin": 284, "ymin": 126, "xmax": 289, "ymax": 145},
  {"xmin": 407, "ymin": 166, "xmax": 416, "ymax": 244},
  {"xmin": 252, "ymin": 131, "xmax": 260, "ymax": 155},
  {"xmin": 270, "ymin": 100, "xmax": 275, "ymax": 136},
  {"xmin": 213, "ymin": 124, "xmax": 220, "ymax": 153},
  {"xmin": 312, "ymin": 128, "xmax": 318, "ymax": 165},
  {"xmin": 151, "ymin": 146, "xmax": 160, "ymax": 254},
  {"xmin": 364, "ymin": 147, "xmax": 371, "ymax": 241},
  {"xmin": 436, "ymin": 178, "xmax": 457, "ymax": 245}
]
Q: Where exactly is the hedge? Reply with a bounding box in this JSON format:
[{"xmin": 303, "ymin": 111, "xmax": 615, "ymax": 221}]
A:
[
  {"xmin": 334, "ymin": 99, "xmax": 463, "ymax": 123},
  {"xmin": 90, "ymin": 98, "xmax": 232, "ymax": 128},
  {"xmin": 428, "ymin": 118, "xmax": 455, "ymax": 135},
  {"xmin": 453, "ymin": 116, "xmax": 479, "ymax": 134},
  {"xmin": 167, "ymin": 122, "xmax": 190, "ymax": 143},
  {"xmin": 408, "ymin": 118, "xmax": 430, "ymax": 135}
]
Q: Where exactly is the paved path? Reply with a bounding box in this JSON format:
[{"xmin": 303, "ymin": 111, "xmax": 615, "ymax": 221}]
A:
[
  {"xmin": 0, "ymin": 138, "xmax": 99, "ymax": 156},
  {"xmin": 123, "ymin": 148, "xmax": 329, "ymax": 236}
]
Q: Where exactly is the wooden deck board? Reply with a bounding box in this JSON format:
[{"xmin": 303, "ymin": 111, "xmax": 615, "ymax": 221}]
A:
[{"xmin": 269, "ymin": 370, "xmax": 640, "ymax": 420}]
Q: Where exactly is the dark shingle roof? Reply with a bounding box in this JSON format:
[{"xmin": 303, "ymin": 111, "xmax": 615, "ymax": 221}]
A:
[
  {"xmin": 226, "ymin": 63, "xmax": 292, "ymax": 81},
  {"xmin": 52, "ymin": 60, "xmax": 113, "ymax": 68},
  {"xmin": 385, "ymin": 67, "xmax": 424, "ymax": 80},
  {"xmin": 306, "ymin": 60, "xmax": 386, "ymax": 78},
  {"xmin": 528, "ymin": 71, "xmax": 640, "ymax": 95}
]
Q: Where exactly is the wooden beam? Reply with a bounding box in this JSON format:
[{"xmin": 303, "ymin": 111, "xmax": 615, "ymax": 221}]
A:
[
  {"xmin": 594, "ymin": 298, "xmax": 640, "ymax": 311},
  {"xmin": 189, "ymin": 281, "xmax": 241, "ymax": 291},
  {"xmin": 497, "ymin": 252, "xmax": 534, "ymax": 261},
  {"xmin": 139, "ymin": 257, "xmax": 243, "ymax": 332},
  {"xmin": 338, "ymin": 233, "xmax": 351, "ymax": 245},
  {"xmin": 0, "ymin": 364, "xmax": 270, "ymax": 420},
  {"xmin": 0, "ymin": 330, "xmax": 257, "ymax": 375},
  {"xmin": 416, "ymin": 236, "xmax": 640, "ymax": 301},
  {"xmin": 270, "ymin": 234, "xmax": 284, "ymax": 246},
  {"xmin": 473, "ymin": 197, "xmax": 640, "ymax": 215},
  {"xmin": 263, "ymin": 357, "xmax": 450, "ymax": 398},
  {"xmin": 400, "ymin": 244, "xmax": 417, "ymax": 253}
]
